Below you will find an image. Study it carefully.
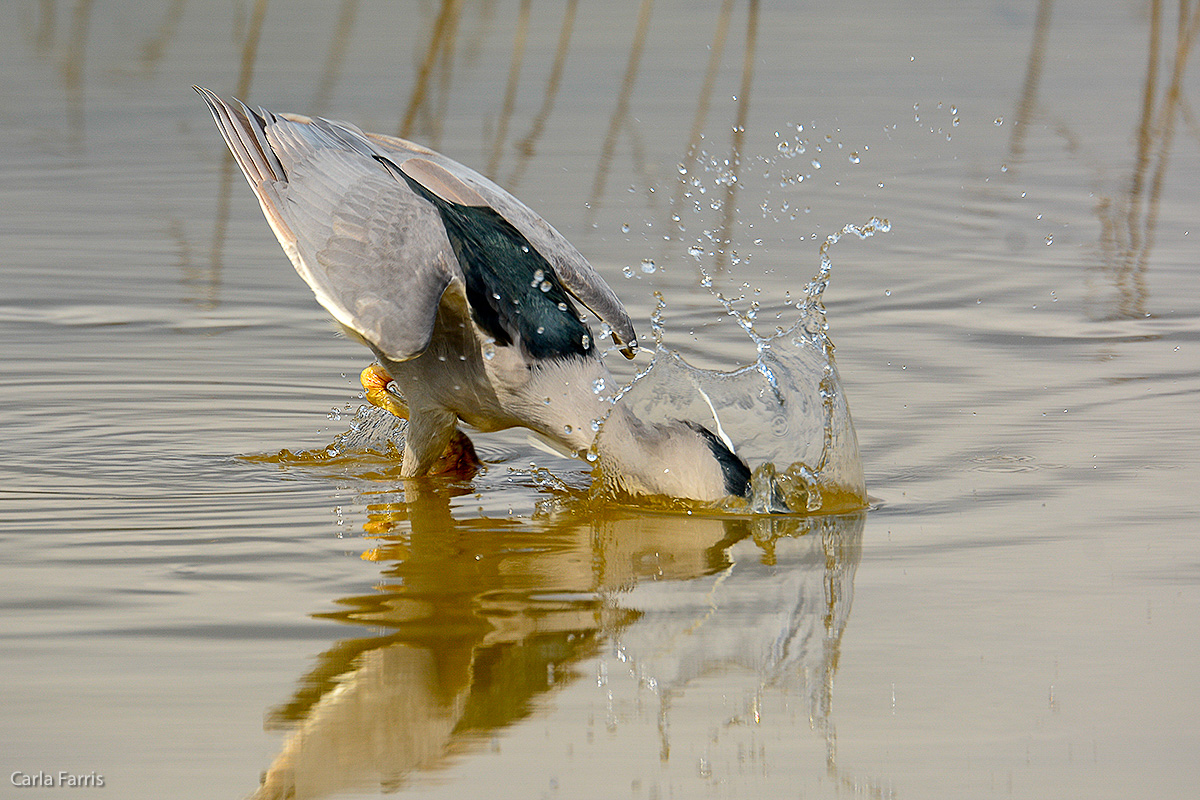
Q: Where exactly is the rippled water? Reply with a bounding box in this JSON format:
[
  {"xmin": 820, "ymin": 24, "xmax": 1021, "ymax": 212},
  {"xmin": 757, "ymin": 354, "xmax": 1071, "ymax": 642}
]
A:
[{"xmin": 3, "ymin": 2, "xmax": 1199, "ymax": 799}]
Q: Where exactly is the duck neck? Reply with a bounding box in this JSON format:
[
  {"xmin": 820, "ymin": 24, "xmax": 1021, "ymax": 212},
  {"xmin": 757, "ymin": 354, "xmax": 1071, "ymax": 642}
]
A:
[
  {"xmin": 526, "ymin": 356, "xmax": 748, "ymax": 503},
  {"xmin": 523, "ymin": 355, "xmax": 619, "ymax": 456},
  {"xmin": 592, "ymin": 402, "xmax": 745, "ymax": 503}
]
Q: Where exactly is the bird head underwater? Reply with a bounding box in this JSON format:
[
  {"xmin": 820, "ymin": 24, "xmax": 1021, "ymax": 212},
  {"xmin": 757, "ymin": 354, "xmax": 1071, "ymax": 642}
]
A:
[{"xmin": 197, "ymin": 87, "xmax": 753, "ymax": 504}]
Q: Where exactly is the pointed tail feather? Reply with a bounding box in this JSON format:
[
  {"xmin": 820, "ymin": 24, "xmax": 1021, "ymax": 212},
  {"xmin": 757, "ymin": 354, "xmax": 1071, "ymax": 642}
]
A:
[{"xmin": 194, "ymin": 86, "xmax": 295, "ymax": 244}]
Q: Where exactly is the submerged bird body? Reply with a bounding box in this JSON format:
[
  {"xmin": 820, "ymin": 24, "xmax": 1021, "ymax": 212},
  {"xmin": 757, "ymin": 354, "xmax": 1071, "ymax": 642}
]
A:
[{"xmin": 198, "ymin": 87, "xmax": 750, "ymax": 502}]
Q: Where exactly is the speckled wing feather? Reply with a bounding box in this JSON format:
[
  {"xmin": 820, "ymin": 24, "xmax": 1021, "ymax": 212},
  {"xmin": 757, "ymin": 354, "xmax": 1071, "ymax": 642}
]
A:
[
  {"xmin": 361, "ymin": 129, "xmax": 638, "ymax": 357},
  {"xmin": 196, "ymin": 88, "xmax": 456, "ymax": 362}
]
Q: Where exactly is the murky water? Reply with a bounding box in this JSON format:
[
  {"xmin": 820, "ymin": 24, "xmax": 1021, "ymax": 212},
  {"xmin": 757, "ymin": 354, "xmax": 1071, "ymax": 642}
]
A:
[{"xmin": 3, "ymin": 2, "xmax": 1199, "ymax": 798}]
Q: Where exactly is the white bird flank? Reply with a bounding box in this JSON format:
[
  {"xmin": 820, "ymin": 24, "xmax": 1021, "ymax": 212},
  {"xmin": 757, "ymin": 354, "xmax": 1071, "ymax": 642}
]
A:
[{"xmin": 197, "ymin": 87, "xmax": 750, "ymax": 503}]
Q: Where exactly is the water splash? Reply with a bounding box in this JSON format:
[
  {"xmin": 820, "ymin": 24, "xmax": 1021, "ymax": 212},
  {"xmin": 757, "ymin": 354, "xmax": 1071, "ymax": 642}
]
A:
[
  {"xmin": 248, "ymin": 403, "xmax": 407, "ymax": 473},
  {"xmin": 257, "ymin": 219, "xmax": 888, "ymax": 515},
  {"xmin": 597, "ymin": 217, "xmax": 889, "ymax": 514}
]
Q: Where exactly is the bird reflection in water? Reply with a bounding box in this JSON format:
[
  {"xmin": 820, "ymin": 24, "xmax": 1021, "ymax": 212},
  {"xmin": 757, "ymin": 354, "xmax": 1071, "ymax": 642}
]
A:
[{"xmin": 250, "ymin": 485, "xmax": 863, "ymax": 799}]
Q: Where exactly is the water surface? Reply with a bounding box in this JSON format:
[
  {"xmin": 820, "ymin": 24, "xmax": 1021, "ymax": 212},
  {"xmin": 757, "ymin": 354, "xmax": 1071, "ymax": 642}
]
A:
[{"xmin": 2, "ymin": 2, "xmax": 1199, "ymax": 798}]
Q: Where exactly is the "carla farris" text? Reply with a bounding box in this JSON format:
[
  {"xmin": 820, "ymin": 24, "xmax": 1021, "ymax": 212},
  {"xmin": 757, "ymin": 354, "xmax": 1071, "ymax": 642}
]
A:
[{"xmin": 11, "ymin": 771, "xmax": 105, "ymax": 788}]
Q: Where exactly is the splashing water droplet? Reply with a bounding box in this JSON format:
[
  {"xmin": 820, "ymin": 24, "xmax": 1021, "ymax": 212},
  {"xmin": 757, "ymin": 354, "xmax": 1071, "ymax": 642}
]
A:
[
  {"xmin": 640, "ymin": 258, "xmax": 657, "ymax": 274},
  {"xmin": 594, "ymin": 218, "xmax": 888, "ymax": 512}
]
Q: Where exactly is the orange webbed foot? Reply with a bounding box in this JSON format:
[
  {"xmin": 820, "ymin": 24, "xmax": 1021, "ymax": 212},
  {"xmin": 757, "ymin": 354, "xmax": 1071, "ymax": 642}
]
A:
[{"xmin": 431, "ymin": 428, "xmax": 482, "ymax": 477}]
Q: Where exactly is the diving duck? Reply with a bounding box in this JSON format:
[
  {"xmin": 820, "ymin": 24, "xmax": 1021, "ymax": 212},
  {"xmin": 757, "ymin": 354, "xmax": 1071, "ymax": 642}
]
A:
[{"xmin": 197, "ymin": 87, "xmax": 750, "ymax": 502}]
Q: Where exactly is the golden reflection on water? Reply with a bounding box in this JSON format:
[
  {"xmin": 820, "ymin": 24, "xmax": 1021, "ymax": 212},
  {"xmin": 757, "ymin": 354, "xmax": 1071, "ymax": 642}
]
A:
[{"xmin": 249, "ymin": 482, "xmax": 862, "ymax": 799}]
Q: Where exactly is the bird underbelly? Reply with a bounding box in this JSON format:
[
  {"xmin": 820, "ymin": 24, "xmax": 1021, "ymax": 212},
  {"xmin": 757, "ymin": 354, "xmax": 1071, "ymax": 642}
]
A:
[{"xmin": 380, "ymin": 344, "xmax": 524, "ymax": 434}]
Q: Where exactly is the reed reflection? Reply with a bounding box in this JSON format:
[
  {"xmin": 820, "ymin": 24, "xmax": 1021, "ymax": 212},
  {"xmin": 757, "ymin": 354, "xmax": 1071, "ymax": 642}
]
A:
[
  {"xmin": 1005, "ymin": 0, "xmax": 1199, "ymax": 320},
  {"xmin": 192, "ymin": 1, "xmax": 766, "ymax": 310},
  {"xmin": 711, "ymin": 0, "xmax": 757, "ymax": 273},
  {"xmin": 398, "ymin": 0, "xmax": 464, "ymax": 144},
  {"xmin": 661, "ymin": 0, "xmax": 759, "ymax": 275},
  {"xmin": 137, "ymin": 0, "xmax": 186, "ymax": 75},
  {"xmin": 309, "ymin": 0, "xmax": 361, "ymax": 116},
  {"xmin": 249, "ymin": 485, "xmax": 862, "ymax": 799},
  {"xmin": 201, "ymin": 0, "xmax": 267, "ymax": 308},
  {"xmin": 486, "ymin": 0, "xmax": 532, "ymax": 178},
  {"xmin": 668, "ymin": 0, "xmax": 735, "ymax": 241},
  {"xmin": 22, "ymin": 0, "xmax": 94, "ymax": 147},
  {"xmin": 586, "ymin": 0, "xmax": 656, "ymax": 224},
  {"xmin": 506, "ymin": 0, "xmax": 579, "ymax": 189},
  {"xmin": 1093, "ymin": 0, "xmax": 1200, "ymax": 320}
]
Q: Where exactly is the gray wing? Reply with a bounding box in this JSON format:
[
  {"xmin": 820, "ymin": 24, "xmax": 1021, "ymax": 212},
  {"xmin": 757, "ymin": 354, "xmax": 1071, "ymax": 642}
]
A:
[
  {"xmin": 363, "ymin": 130, "xmax": 638, "ymax": 357},
  {"xmin": 196, "ymin": 88, "xmax": 456, "ymax": 362}
]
